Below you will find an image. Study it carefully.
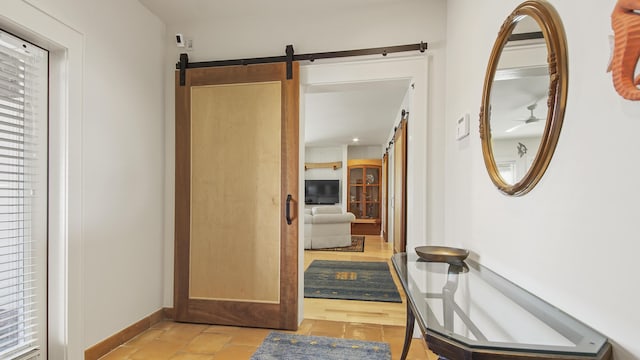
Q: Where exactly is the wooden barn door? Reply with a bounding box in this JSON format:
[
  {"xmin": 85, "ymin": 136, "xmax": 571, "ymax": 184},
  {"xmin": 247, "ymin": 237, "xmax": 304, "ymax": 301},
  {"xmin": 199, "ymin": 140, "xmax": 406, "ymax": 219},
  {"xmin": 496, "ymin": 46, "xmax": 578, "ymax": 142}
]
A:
[
  {"xmin": 382, "ymin": 152, "xmax": 389, "ymax": 242},
  {"xmin": 174, "ymin": 62, "xmax": 299, "ymax": 330},
  {"xmin": 393, "ymin": 116, "xmax": 408, "ymax": 253}
]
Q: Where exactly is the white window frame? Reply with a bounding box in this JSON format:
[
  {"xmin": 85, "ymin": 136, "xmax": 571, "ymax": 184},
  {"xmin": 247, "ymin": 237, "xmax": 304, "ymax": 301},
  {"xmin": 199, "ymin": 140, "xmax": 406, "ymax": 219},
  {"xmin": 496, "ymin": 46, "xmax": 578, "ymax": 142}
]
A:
[
  {"xmin": 1, "ymin": 3, "xmax": 85, "ymax": 359},
  {"xmin": 0, "ymin": 28, "xmax": 48, "ymax": 360}
]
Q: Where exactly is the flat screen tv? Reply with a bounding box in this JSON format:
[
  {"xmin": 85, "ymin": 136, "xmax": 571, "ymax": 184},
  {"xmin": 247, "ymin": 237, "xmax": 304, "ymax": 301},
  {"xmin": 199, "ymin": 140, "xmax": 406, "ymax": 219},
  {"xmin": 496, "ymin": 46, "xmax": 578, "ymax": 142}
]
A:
[{"xmin": 305, "ymin": 180, "xmax": 340, "ymax": 205}]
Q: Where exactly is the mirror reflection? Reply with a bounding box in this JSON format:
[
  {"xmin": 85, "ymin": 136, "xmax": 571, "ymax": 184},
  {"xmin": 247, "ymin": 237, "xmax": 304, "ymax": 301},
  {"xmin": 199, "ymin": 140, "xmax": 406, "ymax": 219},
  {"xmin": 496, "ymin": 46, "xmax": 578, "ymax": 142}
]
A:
[
  {"xmin": 480, "ymin": 0, "xmax": 567, "ymax": 196},
  {"xmin": 489, "ymin": 16, "xmax": 549, "ymax": 185}
]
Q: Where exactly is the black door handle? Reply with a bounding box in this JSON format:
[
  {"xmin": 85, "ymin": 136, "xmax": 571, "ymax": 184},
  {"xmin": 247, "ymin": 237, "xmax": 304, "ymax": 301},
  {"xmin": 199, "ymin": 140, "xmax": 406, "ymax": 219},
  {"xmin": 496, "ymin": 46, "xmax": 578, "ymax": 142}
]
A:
[{"xmin": 286, "ymin": 194, "xmax": 293, "ymax": 225}]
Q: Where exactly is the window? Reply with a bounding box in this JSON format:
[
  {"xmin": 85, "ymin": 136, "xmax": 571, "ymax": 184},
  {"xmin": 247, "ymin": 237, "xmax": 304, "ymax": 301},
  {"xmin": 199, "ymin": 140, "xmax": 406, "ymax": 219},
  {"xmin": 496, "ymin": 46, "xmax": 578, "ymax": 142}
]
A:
[
  {"xmin": 497, "ymin": 161, "xmax": 516, "ymax": 184},
  {"xmin": 0, "ymin": 29, "xmax": 48, "ymax": 360}
]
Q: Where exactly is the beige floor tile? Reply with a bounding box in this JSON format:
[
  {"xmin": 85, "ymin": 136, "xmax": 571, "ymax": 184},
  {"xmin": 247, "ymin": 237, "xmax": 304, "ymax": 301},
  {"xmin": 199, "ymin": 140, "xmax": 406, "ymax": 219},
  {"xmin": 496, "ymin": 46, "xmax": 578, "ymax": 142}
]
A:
[
  {"xmin": 203, "ymin": 325, "xmax": 243, "ymax": 335},
  {"xmin": 278, "ymin": 319, "xmax": 314, "ymax": 336},
  {"xmin": 152, "ymin": 320, "xmax": 177, "ymax": 330},
  {"xmin": 157, "ymin": 323, "xmax": 209, "ymax": 345},
  {"xmin": 345, "ymin": 323, "xmax": 384, "ymax": 342},
  {"xmin": 407, "ymin": 339, "xmax": 431, "ymax": 360},
  {"xmin": 128, "ymin": 339, "xmax": 185, "ymax": 360},
  {"xmin": 295, "ymin": 319, "xmax": 314, "ymax": 335},
  {"xmin": 227, "ymin": 328, "xmax": 270, "ymax": 346},
  {"xmin": 184, "ymin": 333, "xmax": 232, "ymax": 354},
  {"xmin": 100, "ymin": 346, "xmax": 138, "ymax": 360},
  {"xmin": 211, "ymin": 344, "xmax": 257, "ymax": 360},
  {"xmin": 388, "ymin": 339, "xmax": 408, "ymax": 360},
  {"xmin": 126, "ymin": 329, "xmax": 164, "ymax": 347},
  {"xmin": 169, "ymin": 352, "xmax": 216, "ymax": 360},
  {"xmin": 388, "ymin": 338, "xmax": 432, "ymax": 360},
  {"xmin": 307, "ymin": 319, "xmax": 346, "ymax": 338},
  {"xmin": 382, "ymin": 324, "xmax": 407, "ymax": 341}
]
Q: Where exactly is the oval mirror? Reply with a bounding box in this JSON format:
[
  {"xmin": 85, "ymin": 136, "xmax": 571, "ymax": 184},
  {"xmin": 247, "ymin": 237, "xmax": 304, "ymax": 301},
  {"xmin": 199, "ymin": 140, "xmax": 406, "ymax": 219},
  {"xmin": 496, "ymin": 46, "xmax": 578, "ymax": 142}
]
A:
[{"xmin": 480, "ymin": 0, "xmax": 568, "ymax": 196}]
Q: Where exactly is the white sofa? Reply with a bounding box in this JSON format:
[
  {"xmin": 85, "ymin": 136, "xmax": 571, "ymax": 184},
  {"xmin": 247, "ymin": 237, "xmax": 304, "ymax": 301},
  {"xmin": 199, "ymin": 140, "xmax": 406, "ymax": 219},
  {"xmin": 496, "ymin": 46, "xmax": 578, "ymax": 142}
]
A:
[{"xmin": 304, "ymin": 206, "xmax": 356, "ymax": 249}]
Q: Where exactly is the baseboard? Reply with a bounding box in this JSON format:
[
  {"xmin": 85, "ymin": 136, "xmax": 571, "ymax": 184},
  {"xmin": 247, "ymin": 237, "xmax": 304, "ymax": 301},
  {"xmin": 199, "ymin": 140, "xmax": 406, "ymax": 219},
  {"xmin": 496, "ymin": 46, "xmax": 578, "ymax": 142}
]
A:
[
  {"xmin": 163, "ymin": 307, "xmax": 175, "ymax": 320},
  {"xmin": 84, "ymin": 308, "xmax": 168, "ymax": 360}
]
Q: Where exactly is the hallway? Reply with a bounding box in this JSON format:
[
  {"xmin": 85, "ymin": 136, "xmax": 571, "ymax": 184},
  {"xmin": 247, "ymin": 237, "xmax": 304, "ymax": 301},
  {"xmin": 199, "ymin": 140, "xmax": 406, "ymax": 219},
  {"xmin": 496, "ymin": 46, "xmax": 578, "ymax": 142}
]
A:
[{"xmin": 99, "ymin": 236, "xmax": 436, "ymax": 359}]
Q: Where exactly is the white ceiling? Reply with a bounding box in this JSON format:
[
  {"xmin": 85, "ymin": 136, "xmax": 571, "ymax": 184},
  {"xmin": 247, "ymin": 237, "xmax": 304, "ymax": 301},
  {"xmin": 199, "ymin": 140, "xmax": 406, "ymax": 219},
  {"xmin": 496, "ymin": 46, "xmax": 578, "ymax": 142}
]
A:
[
  {"xmin": 491, "ymin": 21, "xmax": 549, "ymax": 140},
  {"xmin": 138, "ymin": 0, "xmax": 544, "ymax": 146},
  {"xmin": 305, "ymin": 80, "xmax": 410, "ymax": 147},
  {"xmin": 138, "ymin": 0, "xmax": 407, "ymax": 25},
  {"xmin": 138, "ymin": 0, "xmax": 412, "ymax": 148},
  {"xmin": 490, "ymin": 72, "xmax": 549, "ymax": 139}
]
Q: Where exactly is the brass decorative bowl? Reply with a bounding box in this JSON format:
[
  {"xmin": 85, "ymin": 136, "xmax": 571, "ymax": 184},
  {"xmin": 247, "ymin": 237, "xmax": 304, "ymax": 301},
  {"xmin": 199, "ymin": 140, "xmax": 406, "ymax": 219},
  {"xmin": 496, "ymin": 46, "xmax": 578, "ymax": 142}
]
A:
[{"xmin": 415, "ymin": 246, "xmax": 469, "ymax": 264}]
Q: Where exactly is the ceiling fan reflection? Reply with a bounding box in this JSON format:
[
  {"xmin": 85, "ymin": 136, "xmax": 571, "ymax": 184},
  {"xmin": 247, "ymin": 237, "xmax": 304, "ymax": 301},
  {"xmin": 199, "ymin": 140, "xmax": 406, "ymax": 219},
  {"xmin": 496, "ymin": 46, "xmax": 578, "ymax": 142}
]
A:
[{"xmin": 505, "ymin": 103, "xmax": 544, "ymax": 133}]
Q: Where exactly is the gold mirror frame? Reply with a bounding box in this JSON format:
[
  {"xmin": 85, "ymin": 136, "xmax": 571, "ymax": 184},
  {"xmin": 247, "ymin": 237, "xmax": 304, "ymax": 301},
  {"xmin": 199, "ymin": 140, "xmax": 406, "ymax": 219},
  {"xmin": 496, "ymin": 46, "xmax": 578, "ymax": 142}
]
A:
[{"xmin": 480, "ymin": 0, "xmax": 568, "ymax": 196}]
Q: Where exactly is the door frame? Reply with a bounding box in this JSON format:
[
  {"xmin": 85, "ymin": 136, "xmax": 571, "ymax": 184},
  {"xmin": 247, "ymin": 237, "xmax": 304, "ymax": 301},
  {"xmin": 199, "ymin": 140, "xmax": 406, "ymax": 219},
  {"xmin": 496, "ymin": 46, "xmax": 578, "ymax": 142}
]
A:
[{"xmin": 299, "ymin": 56, "xmax": 429, "ymax": 316}]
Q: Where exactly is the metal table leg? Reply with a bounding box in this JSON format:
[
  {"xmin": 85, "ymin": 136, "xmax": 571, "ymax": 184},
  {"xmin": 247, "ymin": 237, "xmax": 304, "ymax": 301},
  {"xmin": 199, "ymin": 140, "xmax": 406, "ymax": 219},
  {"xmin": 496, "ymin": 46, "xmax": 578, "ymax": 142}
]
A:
[{"xmin": 400, "ymin": 301, "xmax": 415, "ymax": 360}]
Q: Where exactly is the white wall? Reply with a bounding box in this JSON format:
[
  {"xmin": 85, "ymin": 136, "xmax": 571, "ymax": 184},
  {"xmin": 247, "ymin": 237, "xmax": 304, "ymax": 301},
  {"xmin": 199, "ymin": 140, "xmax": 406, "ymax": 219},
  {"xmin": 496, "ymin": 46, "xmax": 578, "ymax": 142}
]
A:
[
  {"xmin": 4, "ymin": 0, "xmax": 166, "ymax": 355},
  {"xmin": 78, "ymin": 0, "xmax": 165, "ymax": 347},
  {"xmin": 305, "ymin": 146, "xmax": 346, "ymax": 209},
  {"xmin": 348, "ymin": 145, "xmax": 384, "ymax": 159},
  {"xmin": 162, "ymin": 0, "xmax": 448, "ymax": 308},
  {"xmin": 305, "ymin": 146, "xmax": 344, "ymax": 183},
  {"xmin": 445, "ymin": 1, "xmax": 640, "ymax": 358}
]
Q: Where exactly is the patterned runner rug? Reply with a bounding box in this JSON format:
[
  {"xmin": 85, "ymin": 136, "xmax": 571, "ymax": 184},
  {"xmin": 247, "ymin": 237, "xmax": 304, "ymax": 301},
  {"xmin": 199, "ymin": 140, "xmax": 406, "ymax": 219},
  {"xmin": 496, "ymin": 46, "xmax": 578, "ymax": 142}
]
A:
[
  {"xmin": 251, "ymin": 332, "xmax": 391, "ymax": 360},
  {"xmin": 304, "ymin": 260, "xmax": 402, "ymax": 303}
]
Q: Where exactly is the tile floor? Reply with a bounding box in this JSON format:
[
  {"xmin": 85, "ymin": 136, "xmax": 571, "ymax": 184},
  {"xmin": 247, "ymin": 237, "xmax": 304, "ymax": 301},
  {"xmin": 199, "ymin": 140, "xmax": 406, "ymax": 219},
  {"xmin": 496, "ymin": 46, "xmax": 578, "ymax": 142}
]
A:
[
  {"xmin": 99, "ymin": 236, "xmax": 437, "ymax": 360},
  {"xmin": 99, "ymin": 318, "xmax": 434, "ymax": 360}
]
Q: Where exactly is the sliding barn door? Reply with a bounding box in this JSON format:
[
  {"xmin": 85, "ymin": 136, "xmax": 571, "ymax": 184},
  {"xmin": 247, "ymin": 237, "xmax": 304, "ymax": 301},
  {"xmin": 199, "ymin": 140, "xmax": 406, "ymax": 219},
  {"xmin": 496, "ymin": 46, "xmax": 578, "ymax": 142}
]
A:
[
  {"xmin": 174, "ymin": 62, "xmax": 299, "ymax": 330},
  {"xmin": 382, "ymin": 152, "xmax": 389, "ymax": 242},
  {"xmin": 393, "ymin": 117, "xmax": 408, "ymax": 253}
]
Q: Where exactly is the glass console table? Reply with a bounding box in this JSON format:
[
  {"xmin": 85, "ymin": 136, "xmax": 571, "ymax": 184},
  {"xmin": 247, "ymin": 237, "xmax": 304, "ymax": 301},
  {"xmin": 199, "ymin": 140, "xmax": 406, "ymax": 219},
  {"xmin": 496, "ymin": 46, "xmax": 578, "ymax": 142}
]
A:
[{"xmin": 391, "ymin": 253, "xmax": 612, "ymax": 360}]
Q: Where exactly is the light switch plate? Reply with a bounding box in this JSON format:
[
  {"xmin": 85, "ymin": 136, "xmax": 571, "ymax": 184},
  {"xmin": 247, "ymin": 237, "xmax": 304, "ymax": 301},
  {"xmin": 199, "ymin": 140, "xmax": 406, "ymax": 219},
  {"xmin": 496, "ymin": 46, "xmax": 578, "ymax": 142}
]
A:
[{"xmin": 456, "ymin": 113, "xmax": 470, "ymax": 140}]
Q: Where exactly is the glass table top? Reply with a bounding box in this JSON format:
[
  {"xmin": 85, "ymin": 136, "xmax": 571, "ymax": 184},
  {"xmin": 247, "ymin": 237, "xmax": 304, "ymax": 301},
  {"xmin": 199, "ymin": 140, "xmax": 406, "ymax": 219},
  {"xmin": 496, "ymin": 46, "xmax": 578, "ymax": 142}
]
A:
[{"xmin": 392, "ymin": 252, "xmax": 608, "ymax": 356}]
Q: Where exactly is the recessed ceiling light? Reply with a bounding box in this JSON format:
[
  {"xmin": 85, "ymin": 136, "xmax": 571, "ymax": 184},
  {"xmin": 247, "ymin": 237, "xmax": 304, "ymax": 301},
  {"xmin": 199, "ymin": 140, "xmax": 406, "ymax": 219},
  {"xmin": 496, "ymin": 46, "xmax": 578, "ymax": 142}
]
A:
[{"xmin": 352, "ymin": 137, "xmax": 359, "ymax": 142}]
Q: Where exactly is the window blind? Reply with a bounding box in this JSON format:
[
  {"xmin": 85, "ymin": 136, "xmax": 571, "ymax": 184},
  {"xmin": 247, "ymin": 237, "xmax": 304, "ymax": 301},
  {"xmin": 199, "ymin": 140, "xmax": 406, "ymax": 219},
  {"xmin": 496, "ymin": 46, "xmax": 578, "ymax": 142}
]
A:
[{"xmin": 0, "ymin": 30, "xmax": 48, "ymax": 360}]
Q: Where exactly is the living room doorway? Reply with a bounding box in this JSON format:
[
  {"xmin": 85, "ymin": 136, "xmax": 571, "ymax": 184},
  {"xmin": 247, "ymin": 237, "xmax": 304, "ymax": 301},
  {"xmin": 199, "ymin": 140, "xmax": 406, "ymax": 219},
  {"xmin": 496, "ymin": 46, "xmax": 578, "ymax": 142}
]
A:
[{"xmin": 299, "ymin": 55, "xmax": 429, "ymax": 324}]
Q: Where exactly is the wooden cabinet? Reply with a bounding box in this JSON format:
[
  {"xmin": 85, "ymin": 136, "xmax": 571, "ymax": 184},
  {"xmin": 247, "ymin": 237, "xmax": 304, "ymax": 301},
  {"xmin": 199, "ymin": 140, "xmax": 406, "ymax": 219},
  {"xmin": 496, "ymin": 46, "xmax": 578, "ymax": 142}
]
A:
[{"xmin": 347, "ymin": 159, "xmax": 382, "ymax": 235}]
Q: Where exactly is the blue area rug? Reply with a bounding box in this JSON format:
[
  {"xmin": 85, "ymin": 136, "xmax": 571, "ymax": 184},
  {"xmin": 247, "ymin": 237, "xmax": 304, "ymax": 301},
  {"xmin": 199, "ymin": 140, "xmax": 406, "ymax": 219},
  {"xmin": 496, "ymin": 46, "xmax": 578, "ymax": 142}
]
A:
[
  {"xmin": 250, "ymin": 332, "xmax": 391, "ymax": 360},
  {"xmin": 304, "ymin": 260, "xmax": 402, "ymax": 303}
]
